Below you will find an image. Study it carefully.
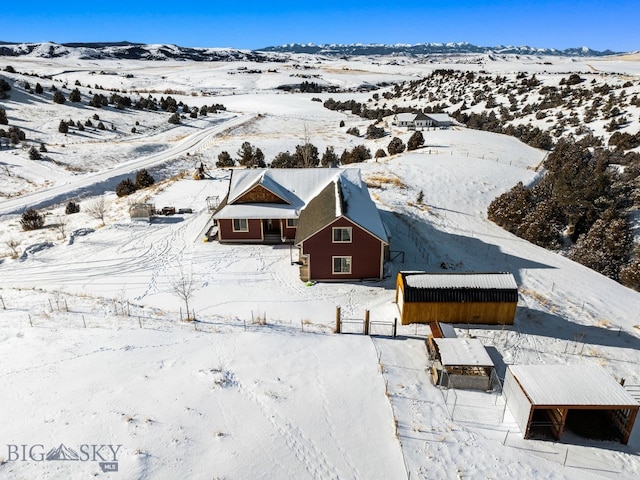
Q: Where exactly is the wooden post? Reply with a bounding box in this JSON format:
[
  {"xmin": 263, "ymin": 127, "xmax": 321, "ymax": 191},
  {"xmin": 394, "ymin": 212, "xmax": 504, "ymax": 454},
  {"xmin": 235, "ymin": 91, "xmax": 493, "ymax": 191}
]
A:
[
  {"xmin": 364, "ymin": 310, "xmax": 370, "ymax": 335},
  {"xmin": 64, "ymin": 299, "xmax": 69, "ymax": 312},
  {"xmin": 392, "ymin": 318, "xmax": 397, "ymax": 338},
  {"xmin": 83, "ymin": 315, "xmax": 86, "ymax": 328},
  {"xmin": 138, "ymin": 317, "xmax": 142, "ymax": 328},
  {"xmin": 29, "ymin": 314, "xmax": 33, "ymax": 327},
  {"xmin": 1, "ymin": 295, "xmax": 5, "ymax": 309},
  {"xmin": 335, "ymin": 306, "xmax": 341, "ymax": 334}
]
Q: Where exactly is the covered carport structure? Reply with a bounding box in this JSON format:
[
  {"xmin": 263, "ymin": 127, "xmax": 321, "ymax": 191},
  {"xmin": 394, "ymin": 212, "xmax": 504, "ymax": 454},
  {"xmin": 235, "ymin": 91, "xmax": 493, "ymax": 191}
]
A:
[{"xmin": 503, "ymin": 365, "xmax": 639, "ymax": 444}]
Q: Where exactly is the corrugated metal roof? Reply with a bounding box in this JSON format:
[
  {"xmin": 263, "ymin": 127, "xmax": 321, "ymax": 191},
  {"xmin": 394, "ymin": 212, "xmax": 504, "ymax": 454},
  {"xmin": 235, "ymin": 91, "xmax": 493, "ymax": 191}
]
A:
[
  {"xmin": 400, "ymin": 272, "xmax": 518, "ymax": 303},
  {"xmin": 509, "ymin": 365, "xmax": 638, "ymax": 407},
  {"xmin": 434, "ymin": 338, "xmax": 494, "ymax": 367}
]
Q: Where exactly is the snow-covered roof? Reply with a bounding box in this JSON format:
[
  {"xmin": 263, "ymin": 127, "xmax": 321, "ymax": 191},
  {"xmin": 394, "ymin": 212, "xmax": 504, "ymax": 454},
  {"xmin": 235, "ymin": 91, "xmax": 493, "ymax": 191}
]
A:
[
  {"xmin": 215, "ymin": 168, "xmax": 387, "ymax": 243},
  {"xmin": 405, "ymin": 272, "xmax": 517, "ymax": 290},
  {"xmin": 226, "ymin": 168, "xmax": 354, "ymax": 207},
  {"xmin": 394, "ymin": 113, "xmax": 416, "ymax": 122},
  {"xmin": 434, "ymin": 338, "xmax": 494, "ymax": 367},
  {"xmin": 425, "ymin": 113, "xmax": 456, "ymax": 123},
  {"xmin": 508, "ymin": 365, "xmax": 638, "ymax": 407},
  {"xmin": 213, "ymin": 203, "xmax": 299, "ymax": 220}
]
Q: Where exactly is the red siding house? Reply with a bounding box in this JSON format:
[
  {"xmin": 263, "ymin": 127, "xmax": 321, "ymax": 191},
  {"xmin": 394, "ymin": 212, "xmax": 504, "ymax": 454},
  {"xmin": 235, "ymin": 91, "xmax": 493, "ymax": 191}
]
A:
[{"xmin": 213, "ymin": 168, "xmax": 388, "ymax": 281}]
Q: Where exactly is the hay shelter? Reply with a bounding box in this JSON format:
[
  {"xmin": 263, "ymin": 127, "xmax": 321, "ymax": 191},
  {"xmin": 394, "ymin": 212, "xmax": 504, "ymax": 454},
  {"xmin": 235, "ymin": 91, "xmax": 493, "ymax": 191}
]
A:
[{"xmin": 503, "ymin": 365, "xmax": 638, "ymax": 444}]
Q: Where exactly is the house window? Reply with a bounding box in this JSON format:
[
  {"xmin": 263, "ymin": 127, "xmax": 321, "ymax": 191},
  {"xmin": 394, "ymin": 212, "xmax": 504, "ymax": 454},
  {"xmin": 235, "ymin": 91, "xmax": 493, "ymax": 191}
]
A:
[
  {"xmin": 286, "ymin": 218, "xmax": 298, "ymax": 228},
  {"xmin": 332, "ymin": 227, "xmax": 352, "ymax": 243},
  {"xmin": 232, "ymin": 218, "xmax": 248, "ymax": 232},
  {"xmin": 332, "ymin": 256, "xmax": 352, "ymax": 274}
]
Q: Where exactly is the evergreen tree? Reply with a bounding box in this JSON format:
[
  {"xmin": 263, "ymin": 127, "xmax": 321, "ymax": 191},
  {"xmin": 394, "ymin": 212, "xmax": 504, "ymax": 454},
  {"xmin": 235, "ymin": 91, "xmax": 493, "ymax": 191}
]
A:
[
  {"xmin": 0, "ymin": 108, "xmax": 7, "ymax": 125},
  {"xmin": 387, "ymin": 136, "xmax": 406, "ymax": 155},
  {"xmin": 568, "ymin": 213, "xmax": 632, "ymax": 281},
  {"xmin": 69, "ymin": 88, "xmax": 81, "ymax": 102},
  {"xmin": 53, "ymin": 91, "xmax": 66, "ymax": 104},
  {"xmin": 116, "ymin": 178, "xmax": 138, "ymax": 197},
  {"xmin": 65, "ymin": 201, "xmax": 80, "ymax": 214},
  {"xmin": 365, "ymin": 124, "xmax": 386, "ymax": 139},
  {"xmin": 35, "ymin": 82, "xmax": 43, "ymax": 94},
  {"xmin": 407, "ymin": 131, "xmax": 425, "ymax": 151},
  {"xmin": 293, "ymin": 143, "xmax": 319, "ymax": 167},
  {"xmin": 216, "ymin": 151, "xmax": 235, "ymax": 168},
  {"xmin": 321, "ymin": 146, "xmax": 339, "ymax": 168},
  {"xmin": 135, "ymin": 169, "xmax": 155, "ymax": 189},
  {"xmin": 58, "ymin": 120, "xmax": 69, "ymax": 134},
  {"xmin": 374, "ymin": 148, "xmax": 387, "ymax": 159},
  {"xmin": 271, "ymin": 151, "xmax": 296, "ymax": 168},
  {"xmin": 487, "ymin": 182, "xmax": 534, "ymax": 233}
]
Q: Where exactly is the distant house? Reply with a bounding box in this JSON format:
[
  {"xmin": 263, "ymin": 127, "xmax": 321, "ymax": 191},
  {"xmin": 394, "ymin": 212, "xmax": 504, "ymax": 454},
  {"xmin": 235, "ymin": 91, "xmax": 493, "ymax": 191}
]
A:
[
  {"xmin": 213, "ymin": 168, "xmax": 389, "ymax": 282},
  {"xmin": 395, "ymin": 271, "xmax": 518, "ymax": 325},
  {"xmin": 503, "ymin": 365, "xmax": 639, "ymax": 444},
  {"xmin": 391, "ymin": 112, "xmax": 457, "ymax": 129},
  {"xmin": 393, "ymin": 113, "xmax": 418, "ymax": 128}
]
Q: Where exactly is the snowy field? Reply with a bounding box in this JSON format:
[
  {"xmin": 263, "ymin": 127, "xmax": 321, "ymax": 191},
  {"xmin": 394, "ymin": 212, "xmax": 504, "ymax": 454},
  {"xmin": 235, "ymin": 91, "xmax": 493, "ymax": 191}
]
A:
[{"xmin": 1, "ymin": 52, "xmax": 640, "ymax": 479}]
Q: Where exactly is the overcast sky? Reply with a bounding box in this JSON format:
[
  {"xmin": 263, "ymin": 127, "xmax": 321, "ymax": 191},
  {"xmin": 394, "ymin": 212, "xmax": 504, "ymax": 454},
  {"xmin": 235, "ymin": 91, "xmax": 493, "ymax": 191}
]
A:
[{"xmin": 2, "ymin": 1, "xmax": 638, "ymax": 52}]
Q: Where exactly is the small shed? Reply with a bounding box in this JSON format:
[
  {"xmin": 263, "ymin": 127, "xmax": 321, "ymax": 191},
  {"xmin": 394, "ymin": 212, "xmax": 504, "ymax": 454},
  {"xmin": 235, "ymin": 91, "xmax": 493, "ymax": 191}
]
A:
[
  {"xmin": 395, "ymin": 271, "xmax": 518, "ymax": 325},
  {"xmin": 429, "ymin": 338, "xmax": 495, "ymax": 390},
  {"xmin": 503, "ymin": 365, "xmax": 639, "ymax": 444},
  {"xmin": 129, "ymin": 203, "xmax": 155, "ymax": 222}
]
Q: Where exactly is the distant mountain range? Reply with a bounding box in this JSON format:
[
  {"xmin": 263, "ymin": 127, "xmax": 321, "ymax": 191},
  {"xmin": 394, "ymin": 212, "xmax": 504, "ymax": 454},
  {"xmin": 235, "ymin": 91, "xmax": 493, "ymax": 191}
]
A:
[
  {"xmin": 259, "ymin": 42, "xmax": 623, "ymax": 57},
  {"xmin": 0, "ymin": 41, "xmax": 626, "ymax": 61}
]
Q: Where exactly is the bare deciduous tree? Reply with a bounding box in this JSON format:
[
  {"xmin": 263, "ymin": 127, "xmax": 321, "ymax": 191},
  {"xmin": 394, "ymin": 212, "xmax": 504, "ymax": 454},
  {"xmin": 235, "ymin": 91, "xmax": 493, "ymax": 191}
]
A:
[
  {"xmin": 171, "ymin": 263, "xmax": 196, "ymax": 321},
  {"xmin": 54, "ymin": 216, "xmax": 68, "ymax": 240},
  {"xmin": 85, "ymin": 197, "xmax": 107, "ymax": 226},
  {"xmin": 5, "ymin": 238, "xmax": 20, "ymax": 259}
]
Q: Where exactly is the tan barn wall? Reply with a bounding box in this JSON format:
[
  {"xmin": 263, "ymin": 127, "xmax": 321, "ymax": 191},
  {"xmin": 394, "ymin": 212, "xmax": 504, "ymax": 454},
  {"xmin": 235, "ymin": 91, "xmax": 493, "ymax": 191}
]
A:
[{"xmin": 399, "ymin": 301, "xmax": 517, "ymax": 325}]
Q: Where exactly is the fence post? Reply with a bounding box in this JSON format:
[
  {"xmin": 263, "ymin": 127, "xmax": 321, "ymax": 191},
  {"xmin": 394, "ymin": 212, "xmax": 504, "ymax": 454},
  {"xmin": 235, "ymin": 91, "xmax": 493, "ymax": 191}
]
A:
[
  {"xmin": 0, "ymin": 295, "xmax": 5, "ymax": 309},
  {"xmin": 393, "ymin": 318, "xmax": 397, "ymax": 338},
  {"xmin": 364, "ymin": 310, "xmax": 370, "ymax": 335},
  {"xmin": 335, "ymin": 306, "xmax": 341, "ymax": 334}
]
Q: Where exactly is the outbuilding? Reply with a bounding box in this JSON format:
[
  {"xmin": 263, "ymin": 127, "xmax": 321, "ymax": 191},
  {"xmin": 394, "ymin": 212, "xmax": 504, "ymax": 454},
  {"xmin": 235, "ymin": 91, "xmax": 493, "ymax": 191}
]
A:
[
  {"xmin": 428, "ymin": 337, "xmax": 496, "ymax": 391},
  {"xmin": 503, "ymin": 365, "xmax": 639, "ymax": 444},
  {"xmin": 395, "ymin": 271, "xmax": 518, "ymax": 325}
]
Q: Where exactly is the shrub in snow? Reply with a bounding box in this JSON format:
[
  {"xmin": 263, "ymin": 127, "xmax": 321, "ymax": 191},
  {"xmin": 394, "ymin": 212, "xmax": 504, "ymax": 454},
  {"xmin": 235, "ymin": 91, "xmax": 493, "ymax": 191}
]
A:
[
  {"xmin": 28, "ymin": 146, "xmax": 42, "ymax": 160},
  {"xmin": 65, "ymin": 201, "xmax": 80, "ymax": 215},
  {"xmin": 135, "ymin": 169, "xmax": 155, "ymax": 189},
  {"xmin": 20, "ymin": 208, "xmax": 45, "ymax": 231},
  {"xmin": 116, "ymin": 178, "xmax": 138, "ymax": 197}
]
